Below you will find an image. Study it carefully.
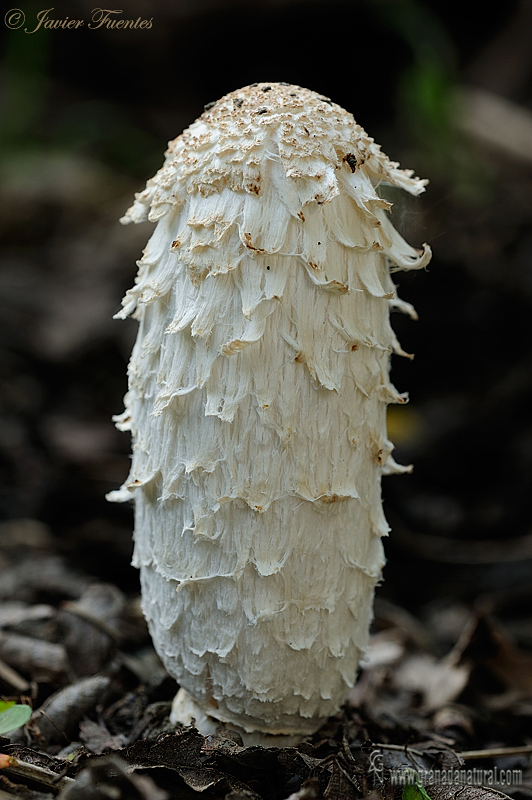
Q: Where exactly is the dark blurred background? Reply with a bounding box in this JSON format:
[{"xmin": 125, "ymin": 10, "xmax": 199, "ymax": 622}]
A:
[{"xmin": 1, "ymin": 0, "xmax": 532, "ymax": 623}]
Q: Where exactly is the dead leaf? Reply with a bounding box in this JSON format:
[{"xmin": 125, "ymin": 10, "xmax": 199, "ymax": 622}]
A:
[
  {"xmin": 122, "ymin": 728, "xmax": 205, "ymax": 769},
  {"xmin": 324, "ymin": 759, "xmax": 358, "ymax": 800},
  {"xmin": 0, "ymin": 520, "xmax": 53, "ymax": 551},
  {"xmin": 481, "ymin": 619, "xmax": 532, "ymax": 694},
  {"xmin": 126, "ymin": 701, "xmax": 173, "ymax": 743},
  {"xmin": 393, "ymin": 654, "xmax": 471, "ymax": 712},
  {"xmin": 78, "ymin": 719, "xmax": 127, "ymax": 754},
  {"xmin": 361, "ymin": 630, "xmax": 406, "ymax": 670},
  {"xmin": 432, "ymin": 706, "xmax": 475, "ymax": 740},
  {"xmin": 0, "ymin": 631, "xmax": 70, "ymax": 683},
  {"xmin": 57, "ymin": 755, "xmax": 169, "ymax": 800},
  {"xmin": 0, "ymin": 602, "xmax": 55, "ymax": 630},
  {"xmin": 426, "ymin": 785, "xmax": 513, "ymax": 800},
  {"xmin": 30, "ymin": 674, "xmax": 111, "ymax": 745},
  {"xmin": 452, "ymin": 613, "xmax": 532, "ymax": 698},
  {"xmin": 285, "ymin": 780, "xmax": 321, "ymax": 800},
  {"xmin": 0, "ymin": 553, "xmax": 89, "ymax": 605},
  {"xmin": 59, "ymin": 583, "xmax": 126, "ymax": 676}
]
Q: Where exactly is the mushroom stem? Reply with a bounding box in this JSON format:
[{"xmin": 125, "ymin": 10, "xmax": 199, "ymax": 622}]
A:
[{"xmin": 171, "ymin": 688, "xmax": 303, "ymax": 746}]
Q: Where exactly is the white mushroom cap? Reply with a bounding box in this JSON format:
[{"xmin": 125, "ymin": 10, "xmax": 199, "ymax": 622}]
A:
[
  {"xmin": 110, "ymin": 82, "xmax": 431, "ymax": 741},
  {"xmin": 122, "ymin": 81, "xmax": 428, "ymax": 224}
]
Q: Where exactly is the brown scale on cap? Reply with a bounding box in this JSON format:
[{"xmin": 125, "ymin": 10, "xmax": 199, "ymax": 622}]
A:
[{"xmin": 120, "ymin": 82, "xmax": 428, "ymax": 223}]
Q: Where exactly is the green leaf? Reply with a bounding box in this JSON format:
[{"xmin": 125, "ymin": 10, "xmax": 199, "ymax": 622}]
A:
[
  {"xmin": 0, "ymin": 701, "xmax": 15, "ymax": 714},
  {"xmin": 0, "ymin": 704, "xmax": 32, "ymax": 734},
  {"xmin": 403, "ymin": 785, "xmax": 424, "ymax": 800},
  {"xmin": 402, "ymin": 770, "xmax": 433, "ymax": 800}
]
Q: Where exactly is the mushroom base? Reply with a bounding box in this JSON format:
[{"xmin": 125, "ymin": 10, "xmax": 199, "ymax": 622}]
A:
[
  {"xmin": 171, "ymin": 688, "xmax": 306, "ymax": 746},
  {"xmin": 138, "ymin": 547, "xmax": 375, "ymax": 741}
]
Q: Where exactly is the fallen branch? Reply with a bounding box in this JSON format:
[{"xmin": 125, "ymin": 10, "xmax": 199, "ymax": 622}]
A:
[
  {"xmin": 0, "ymin": 753, "xmax": 74, "ymax": 792},
  {"xmin": 459, "ymin": 745, "xmax": 532, "ymax": 760},
  {"xmin": 0, "ymin": 657, "xmax": 30, "ymax": 694}
]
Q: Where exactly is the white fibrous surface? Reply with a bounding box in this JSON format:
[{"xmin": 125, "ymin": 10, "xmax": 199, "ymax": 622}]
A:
[{"xmin": 109, "ymin": 83, "xmax": 431, "ymax": 738}]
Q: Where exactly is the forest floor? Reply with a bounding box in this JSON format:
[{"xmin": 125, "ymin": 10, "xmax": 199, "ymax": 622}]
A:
[{"xmin": 0, "ymin": 517, "xmax": 532, "ymax": 800}]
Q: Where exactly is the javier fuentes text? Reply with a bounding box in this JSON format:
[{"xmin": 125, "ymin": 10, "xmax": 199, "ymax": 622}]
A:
[{"xmin": 16, "ymin": 8, "xmax": 153, "ymax": 33}]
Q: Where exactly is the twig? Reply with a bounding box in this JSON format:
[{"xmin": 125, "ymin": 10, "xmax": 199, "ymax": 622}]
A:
[
  {"xmin": 0, "ymin": 657, "xmax": 30, "ymax": 693},
  {"xmin": 392, "ymin": 524, "xmax": 532, "ymax": 564},
  {"xmin": 0, "ymin": 753, "xmax": 74, "ymax": 792},
  {"xmin": 459, "ymin": 745, "xmax": 532, "ymax": 760},
  {"xmin": 359, "ymin": 742, "xmax": 532, "ymax": 762},
  {"xmin": 364, "ymin": 743, "xmax": 427, "ymax": 758},
  {"xmin": 458, "ymin": 86, "xmax": 532, "ymax": 167}
]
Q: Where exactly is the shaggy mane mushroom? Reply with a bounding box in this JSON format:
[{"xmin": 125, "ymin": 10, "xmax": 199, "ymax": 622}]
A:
[{"xmin": 108, "ymin": 82, "xmax": 431, "ymax": 745}]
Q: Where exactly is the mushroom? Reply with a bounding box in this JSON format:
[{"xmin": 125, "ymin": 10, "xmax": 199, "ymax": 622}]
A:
[{"xmin": 108, "ymin": 82, "xmax": 431, "ymax": 744}]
